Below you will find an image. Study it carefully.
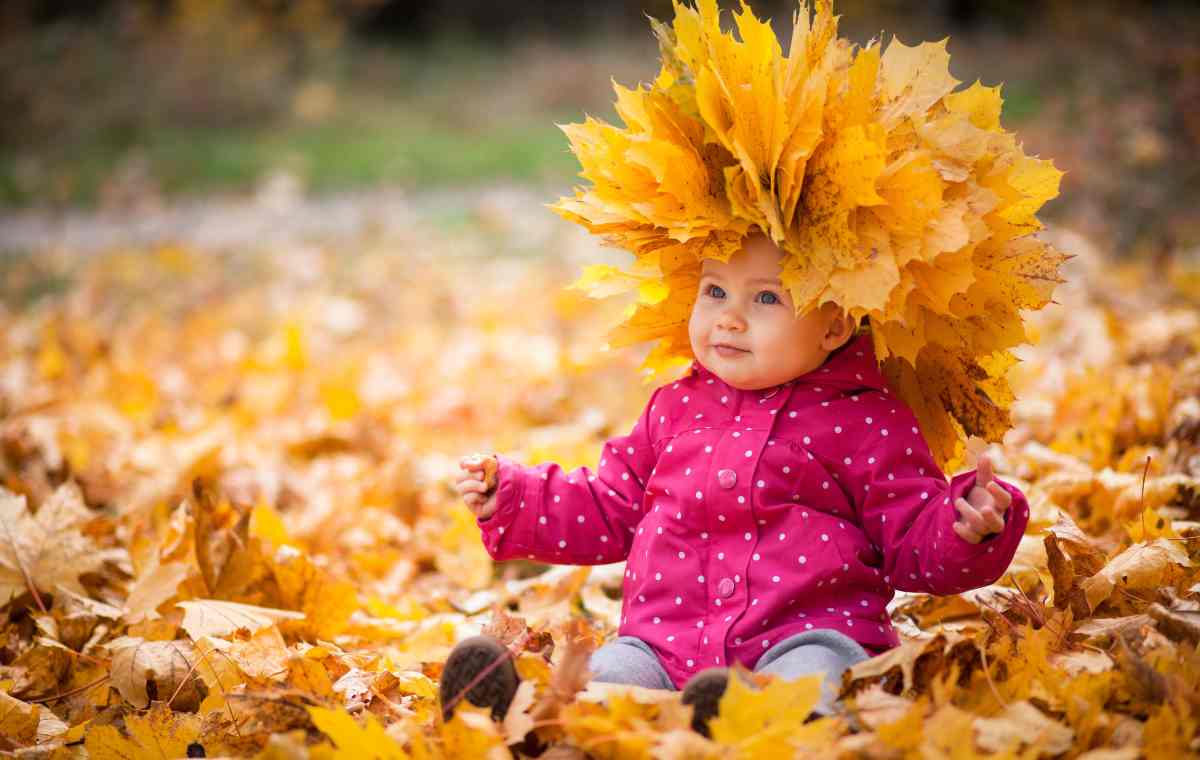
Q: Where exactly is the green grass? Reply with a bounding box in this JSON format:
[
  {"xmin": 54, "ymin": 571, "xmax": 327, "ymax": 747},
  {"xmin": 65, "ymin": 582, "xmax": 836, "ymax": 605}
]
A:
[
  {"xmin": 0, "ymin": 112, "xmax": 582, "ymax": 206},
  {"xmin": 0, "ymin": 249, "xmax": 74, "ymax": 308}
]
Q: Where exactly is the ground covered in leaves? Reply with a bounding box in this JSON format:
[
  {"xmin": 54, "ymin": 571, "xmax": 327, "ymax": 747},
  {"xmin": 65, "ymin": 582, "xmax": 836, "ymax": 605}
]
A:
[{"xmin": 1, "ymin": 224, "xmax": 1199, "ymax": 758}]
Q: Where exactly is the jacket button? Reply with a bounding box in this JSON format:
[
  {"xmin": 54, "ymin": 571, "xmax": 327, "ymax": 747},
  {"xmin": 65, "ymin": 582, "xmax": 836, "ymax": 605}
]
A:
[
  {"xmin": 717, "ymin": 469, "xmax": 737, "ymax": 489},
  {"xmin": 718, "ymin": 577, "xmax": 735, "ymax": 598}
]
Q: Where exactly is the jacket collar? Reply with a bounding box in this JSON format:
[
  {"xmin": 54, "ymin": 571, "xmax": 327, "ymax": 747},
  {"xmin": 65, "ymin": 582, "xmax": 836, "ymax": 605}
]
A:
[{"xmin": 689, "ymin": 331, "xmax": 888, "ymax": 396}]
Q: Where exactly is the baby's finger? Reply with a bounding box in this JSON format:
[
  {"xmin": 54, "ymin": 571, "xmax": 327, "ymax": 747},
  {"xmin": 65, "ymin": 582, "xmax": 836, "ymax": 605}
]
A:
[
  {"xmin": 975, "ymin": 454, "xmax": 994, "ymax": 489},
  {"xmin": 955, "ymin": 497, "xmax": 990, "ymax": 536},
  {"xmin": 953, "ymin": 519, "xmax": 981, "ymax": 544},
  {"xmin": 978, "ymin": 504, "xmax": 1006, "ymax": 534},
  {"xmin": 460, "ymin": 455, "xmax": 486, "ymax": 472},
  {"xmin": 455, "ymin": 479, "xmax": 490, "ymax": 495},
  {"xmin": 987, "ymin": 481, "xmax": 1012, "ymax": 511}
]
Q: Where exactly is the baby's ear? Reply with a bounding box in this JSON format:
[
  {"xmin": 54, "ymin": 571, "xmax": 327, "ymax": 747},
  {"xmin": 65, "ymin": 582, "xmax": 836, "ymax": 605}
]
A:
[{"xmin": 823, "ymin": 306, "xmax": 857, "ymax": 349}]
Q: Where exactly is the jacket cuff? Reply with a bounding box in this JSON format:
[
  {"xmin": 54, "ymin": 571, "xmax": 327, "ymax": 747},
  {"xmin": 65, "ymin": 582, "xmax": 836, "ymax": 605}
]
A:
[
  {"xmin": 937, "ymin": 471, "xmax": 1029, "ymax": 587},
  {"xmin": 476, "ymin": 454, "xmax": 532, "ymax": 559}
]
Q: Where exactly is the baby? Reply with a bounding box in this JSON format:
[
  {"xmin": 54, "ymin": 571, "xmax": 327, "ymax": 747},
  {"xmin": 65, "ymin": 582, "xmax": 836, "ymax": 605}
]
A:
[{"xmin": 440, "ymin": 233, "xmax": 1029, "ymax": 734}]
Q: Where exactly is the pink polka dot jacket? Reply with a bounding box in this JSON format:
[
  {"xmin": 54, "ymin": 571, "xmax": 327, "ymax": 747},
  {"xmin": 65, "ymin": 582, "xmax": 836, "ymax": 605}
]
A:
[{"xmin": 475, "ymin": 332, "xmax": 1029, "ymax": 689}]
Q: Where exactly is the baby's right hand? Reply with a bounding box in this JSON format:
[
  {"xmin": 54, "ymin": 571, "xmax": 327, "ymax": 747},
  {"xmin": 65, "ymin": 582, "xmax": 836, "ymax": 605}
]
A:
[{"xmin": 457, "ymin": 454, "xmax": 499, "ymax": 520}]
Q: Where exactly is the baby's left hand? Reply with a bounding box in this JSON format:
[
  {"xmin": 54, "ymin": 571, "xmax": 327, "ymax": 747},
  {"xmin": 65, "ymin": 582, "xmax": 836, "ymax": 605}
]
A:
[{"xmin": 952, "ymin": 453, "xmax": 1014, "ymax": 544}]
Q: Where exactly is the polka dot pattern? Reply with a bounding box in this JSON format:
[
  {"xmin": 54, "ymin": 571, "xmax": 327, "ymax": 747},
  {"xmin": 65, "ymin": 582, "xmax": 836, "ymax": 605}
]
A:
[{"xmin": 471, "ymin": 332, "xmax": 1031, "ymax": 689}]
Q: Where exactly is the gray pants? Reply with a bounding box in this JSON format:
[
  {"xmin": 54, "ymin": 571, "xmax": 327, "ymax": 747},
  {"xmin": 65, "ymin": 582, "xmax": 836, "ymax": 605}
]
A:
[{"xmin": 588, "ymin": 628, "xmax": 872, "ymax": 715}]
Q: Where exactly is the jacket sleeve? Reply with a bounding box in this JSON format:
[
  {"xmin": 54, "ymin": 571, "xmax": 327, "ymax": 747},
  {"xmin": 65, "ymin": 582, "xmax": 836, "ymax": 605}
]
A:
[
  {"xmin": 848, "ymin": 409, "xmax": 1030, "ymax": 595},
  {"xmin": 474, "ymin": 387, "xmax": 661, "ymax": 565}
]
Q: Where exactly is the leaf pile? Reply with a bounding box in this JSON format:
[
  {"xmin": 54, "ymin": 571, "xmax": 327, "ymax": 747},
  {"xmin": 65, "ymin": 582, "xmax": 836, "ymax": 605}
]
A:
[{"xmin": 0, "ymin": 235, "xmax": 1198, "ymax": 758}]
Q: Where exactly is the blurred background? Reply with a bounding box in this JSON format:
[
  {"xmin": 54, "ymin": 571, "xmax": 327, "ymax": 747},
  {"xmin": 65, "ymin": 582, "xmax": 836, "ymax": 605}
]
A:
[{"xmin": 1, "ymin": 0, "xmax": 1198, "ymax": 258}]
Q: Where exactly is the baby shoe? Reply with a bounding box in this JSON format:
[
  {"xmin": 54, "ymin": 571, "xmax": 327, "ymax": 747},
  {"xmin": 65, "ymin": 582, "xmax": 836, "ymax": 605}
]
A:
[
  {"xmin": 680, "ymin": 667, "xmax": 758, "ymax": 737},
  {"xmin": 439, "ymin": 634, "xmax": 520, "ymax": 723}
]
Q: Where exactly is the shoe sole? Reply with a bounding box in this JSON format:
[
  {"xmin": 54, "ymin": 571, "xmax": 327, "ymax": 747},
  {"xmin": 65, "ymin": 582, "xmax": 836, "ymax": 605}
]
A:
[
  {"xmin": 439, "ymin": 635, "xmax": 520, "ymax": 723},
  {"xmin": 680, "ymin": 668, "xmax": 731, "ymax": 737}
]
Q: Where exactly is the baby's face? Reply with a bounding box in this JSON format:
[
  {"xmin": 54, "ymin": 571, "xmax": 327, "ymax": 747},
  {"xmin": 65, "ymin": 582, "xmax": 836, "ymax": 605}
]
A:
[{"xmin": 688, "ymin": 235, "xmax": 852, "ymax": 390}]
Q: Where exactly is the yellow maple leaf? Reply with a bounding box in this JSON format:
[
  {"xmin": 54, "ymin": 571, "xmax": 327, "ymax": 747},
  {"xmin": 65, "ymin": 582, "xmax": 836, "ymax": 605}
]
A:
[
  {"xmin": 308, "ymin": 706, "xmax": 409, "ymax": 760},
  {"xmin": 1143, "ymin": 698, "xmax": 1200, "ymax": 760},
  {"xmin": 84, "ymin": 703, "xmax": 201, "ymax": 760},
  {"xmin": 707, "ymin": 670, "xmax": 835, "ymax": 757},
  {"xmin": 1122, "ymin": 506, "xmax": 1183, "ymax": 542},
  {"xmin": 560, "ymin": 694, "xmax": 659, "ymax": 760},
  {"xmin": 272, "ymin": 546, "xmax": 358, "ymax": 640},
  {"xmin": 440, "ymin": 702, "xmax": 512, "ymax": 759}
]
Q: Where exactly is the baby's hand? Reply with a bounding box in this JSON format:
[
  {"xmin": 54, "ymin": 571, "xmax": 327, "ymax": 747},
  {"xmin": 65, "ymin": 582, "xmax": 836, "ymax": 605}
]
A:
[
  {"xmin": 457, "ymin": 454, "xmax": 499, "ymax": 520},
  {"xmin": 952, "ymin": 453, "xmax": 1013, "ymax": 544}
]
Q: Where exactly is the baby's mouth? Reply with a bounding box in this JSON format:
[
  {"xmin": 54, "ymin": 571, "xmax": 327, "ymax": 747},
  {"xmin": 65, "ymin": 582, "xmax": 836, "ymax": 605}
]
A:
[{"xmin": 712, "ymin": 343, "xmax": 749, "ymax": 357}]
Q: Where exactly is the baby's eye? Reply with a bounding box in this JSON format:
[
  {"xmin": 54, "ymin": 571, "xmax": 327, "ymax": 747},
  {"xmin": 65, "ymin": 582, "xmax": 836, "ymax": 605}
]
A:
[
  {"xmin": 705, "ymin": 284, "xmax": 726, "ymax": 299},
  {"xmin": 756, "ymin": 290, "xmax": 781, "ymax": 305}
]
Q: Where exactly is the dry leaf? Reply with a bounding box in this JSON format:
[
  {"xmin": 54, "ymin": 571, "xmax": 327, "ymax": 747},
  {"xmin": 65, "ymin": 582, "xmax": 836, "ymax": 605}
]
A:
[
  {"xmin": 974, "ymin": 700, "xmax": 1075, "ymax": 755},
  {"xmin": 0, "ymin": 484, "xmax": 104, "ymax": 605},
  {"xmin": 106, "ymin": 636, "xmax": 201, "ymax": 710},
  {"xmin": 123, "ymin": 559, "xmax": 191, "ymax": 623},
  {"xmin": 0, "ymin": 691, "xmax": 40, "ymax": 749},
  {"xmin": 83, "ymin": 703, "xmax": 202, "ymax": 759},
  {"xmin": 177, "ymin": 599, "xmax": 305, "ymax": 640},
  {"xmin": 307, "ymin": 706, "xmax": 407, "ymax": 759}
]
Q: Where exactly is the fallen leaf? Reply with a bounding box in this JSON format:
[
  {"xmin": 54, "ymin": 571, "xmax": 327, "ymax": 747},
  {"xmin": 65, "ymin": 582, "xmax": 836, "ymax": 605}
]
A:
[
  {"xmin": 0, "ymin": 691, "xmax": 40, "ymax": 749},
  {"xmin": 83, "ymin": 703, "xmax": 202, "ymax": 759},
  {"xmin": 177, "ymin": 599, "xmax": 305, "ymax": 640},
  {"xmin": 123, "ymin": 559, "xmax": 191, "ymax": 623},
  {"xmin": 307, "ymin": 706, "xmax": 407, "ymax": 759},
  {"xmin": 106, "ymin": 636, "xmax": 201, "ymax": 710},
  {"xmin": 0, "ymin": 484, "xmax": 104, "ymax": 605},
  {"xmin": 974, "ymin": 700, "xmax": 1074, "ymax": 755}
]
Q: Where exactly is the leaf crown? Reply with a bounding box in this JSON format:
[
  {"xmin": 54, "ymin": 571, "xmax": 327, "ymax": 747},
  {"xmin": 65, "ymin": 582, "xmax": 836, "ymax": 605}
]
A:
[{"xmin": 551, "ymin": 0, "xmax": 1067, "ymax": 470}]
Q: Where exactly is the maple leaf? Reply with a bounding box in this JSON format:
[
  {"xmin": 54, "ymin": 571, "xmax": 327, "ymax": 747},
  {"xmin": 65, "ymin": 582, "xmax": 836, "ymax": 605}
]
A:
[
  {"xmin": 1080, "ymin": 538, "xmax": 1192, "ymax": 613},
  {"xmin": 439, "ymin": 702, "xmax": 512, "ymax": 759},
  {"xmin": 83, "ymin": 703, "xmax": 202, "ymax": 759},
  {"xmin": 973, "ymin": 700, "xmax": 1074, "ymax": 756},
  {"xmin": 0, "ymin": 484, "xmax": 105, "ymax": 606},
  {"xmin": 176, "ymin": 599, "xmax": 305, "ymax": 640},
  {"xmin": 0, "ymin": 691, "xmax": 40, "ymax": 750},
  {"xmin": 308, "ymin": 706, "xmax": 409, "ymax": 760},
  {"xmin": 707, "ymin": 669, "xmax": 836, "ymax": 757},
  {"xmin": 106, "ymin": 636, "xmax": 202, "ymax": 711},
  {"xmin": 123, "ymin": 559, "xmax": 191, "ymax": 623},
  {"xmin": 272, "ymin": 545, "xmax": 358, "ymax": 640}
]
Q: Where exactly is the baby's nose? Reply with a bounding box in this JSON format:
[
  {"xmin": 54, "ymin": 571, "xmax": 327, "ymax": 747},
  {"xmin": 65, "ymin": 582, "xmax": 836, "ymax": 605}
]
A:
[{"xmin": 716, "ymin": 310, "xmax": 744, "ymax": 330}]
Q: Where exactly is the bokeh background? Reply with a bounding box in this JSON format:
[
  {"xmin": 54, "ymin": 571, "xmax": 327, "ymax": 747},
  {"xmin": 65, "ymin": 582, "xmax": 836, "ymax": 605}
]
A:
[
  {"xmin": 2, "ymin": 0, "xmax": 1198, "ymax": 259},
  {"xmin": 2, "ymin": 5, "xmax": 1200, "ymax": 756}
]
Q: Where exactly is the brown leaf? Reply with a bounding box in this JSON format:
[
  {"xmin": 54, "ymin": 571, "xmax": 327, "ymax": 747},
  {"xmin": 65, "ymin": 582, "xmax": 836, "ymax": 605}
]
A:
[
  {"xmin": 844, "ymin": 683, "xmax": 915, "ymax": 729},
  {"xmin": 529, "ymin": 618, "xmax": 598, "ymax": 728},
  {"xmin": 0, "ymin": 483, "xmax": 104, "ymax": 606},
  {"xmin": 974, "ymin": 700, "xmax": 1075, "ymax": 755},
  {"xmin": 482, "ymin": 606, "xmax": 554, "ymax": 657},
  {"xmin": 844, "ymin": 633, "xmax": 969, "ymax": 697},
  {"xmin": 1073, "ymin": 614, "xmax": 1153, "ymax": 644},
  {"xmin": 1146, "ymin": 602, "xmax": 1200, "ymax": 645},
  {"xmin": 193, "ymin": 477, "xmax": 251, "ymax": 597},
  {"xmin": 1081, "ymin": 539, "xmax": 1191, "ymax": 612},
  {"xmin": 0, "ymin": 691, "xmax": 40, "ymax": 749},
  {"xmin": 216, "ymin": 626, "xmax": 292, "ymax": 682},
  {"xmin": 107, "ymin": 636, "xmax": 201, "ymax": 710},
  {"xmin": 123, "ymin": 559, "xmax": 191, "ymax": 623}
]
